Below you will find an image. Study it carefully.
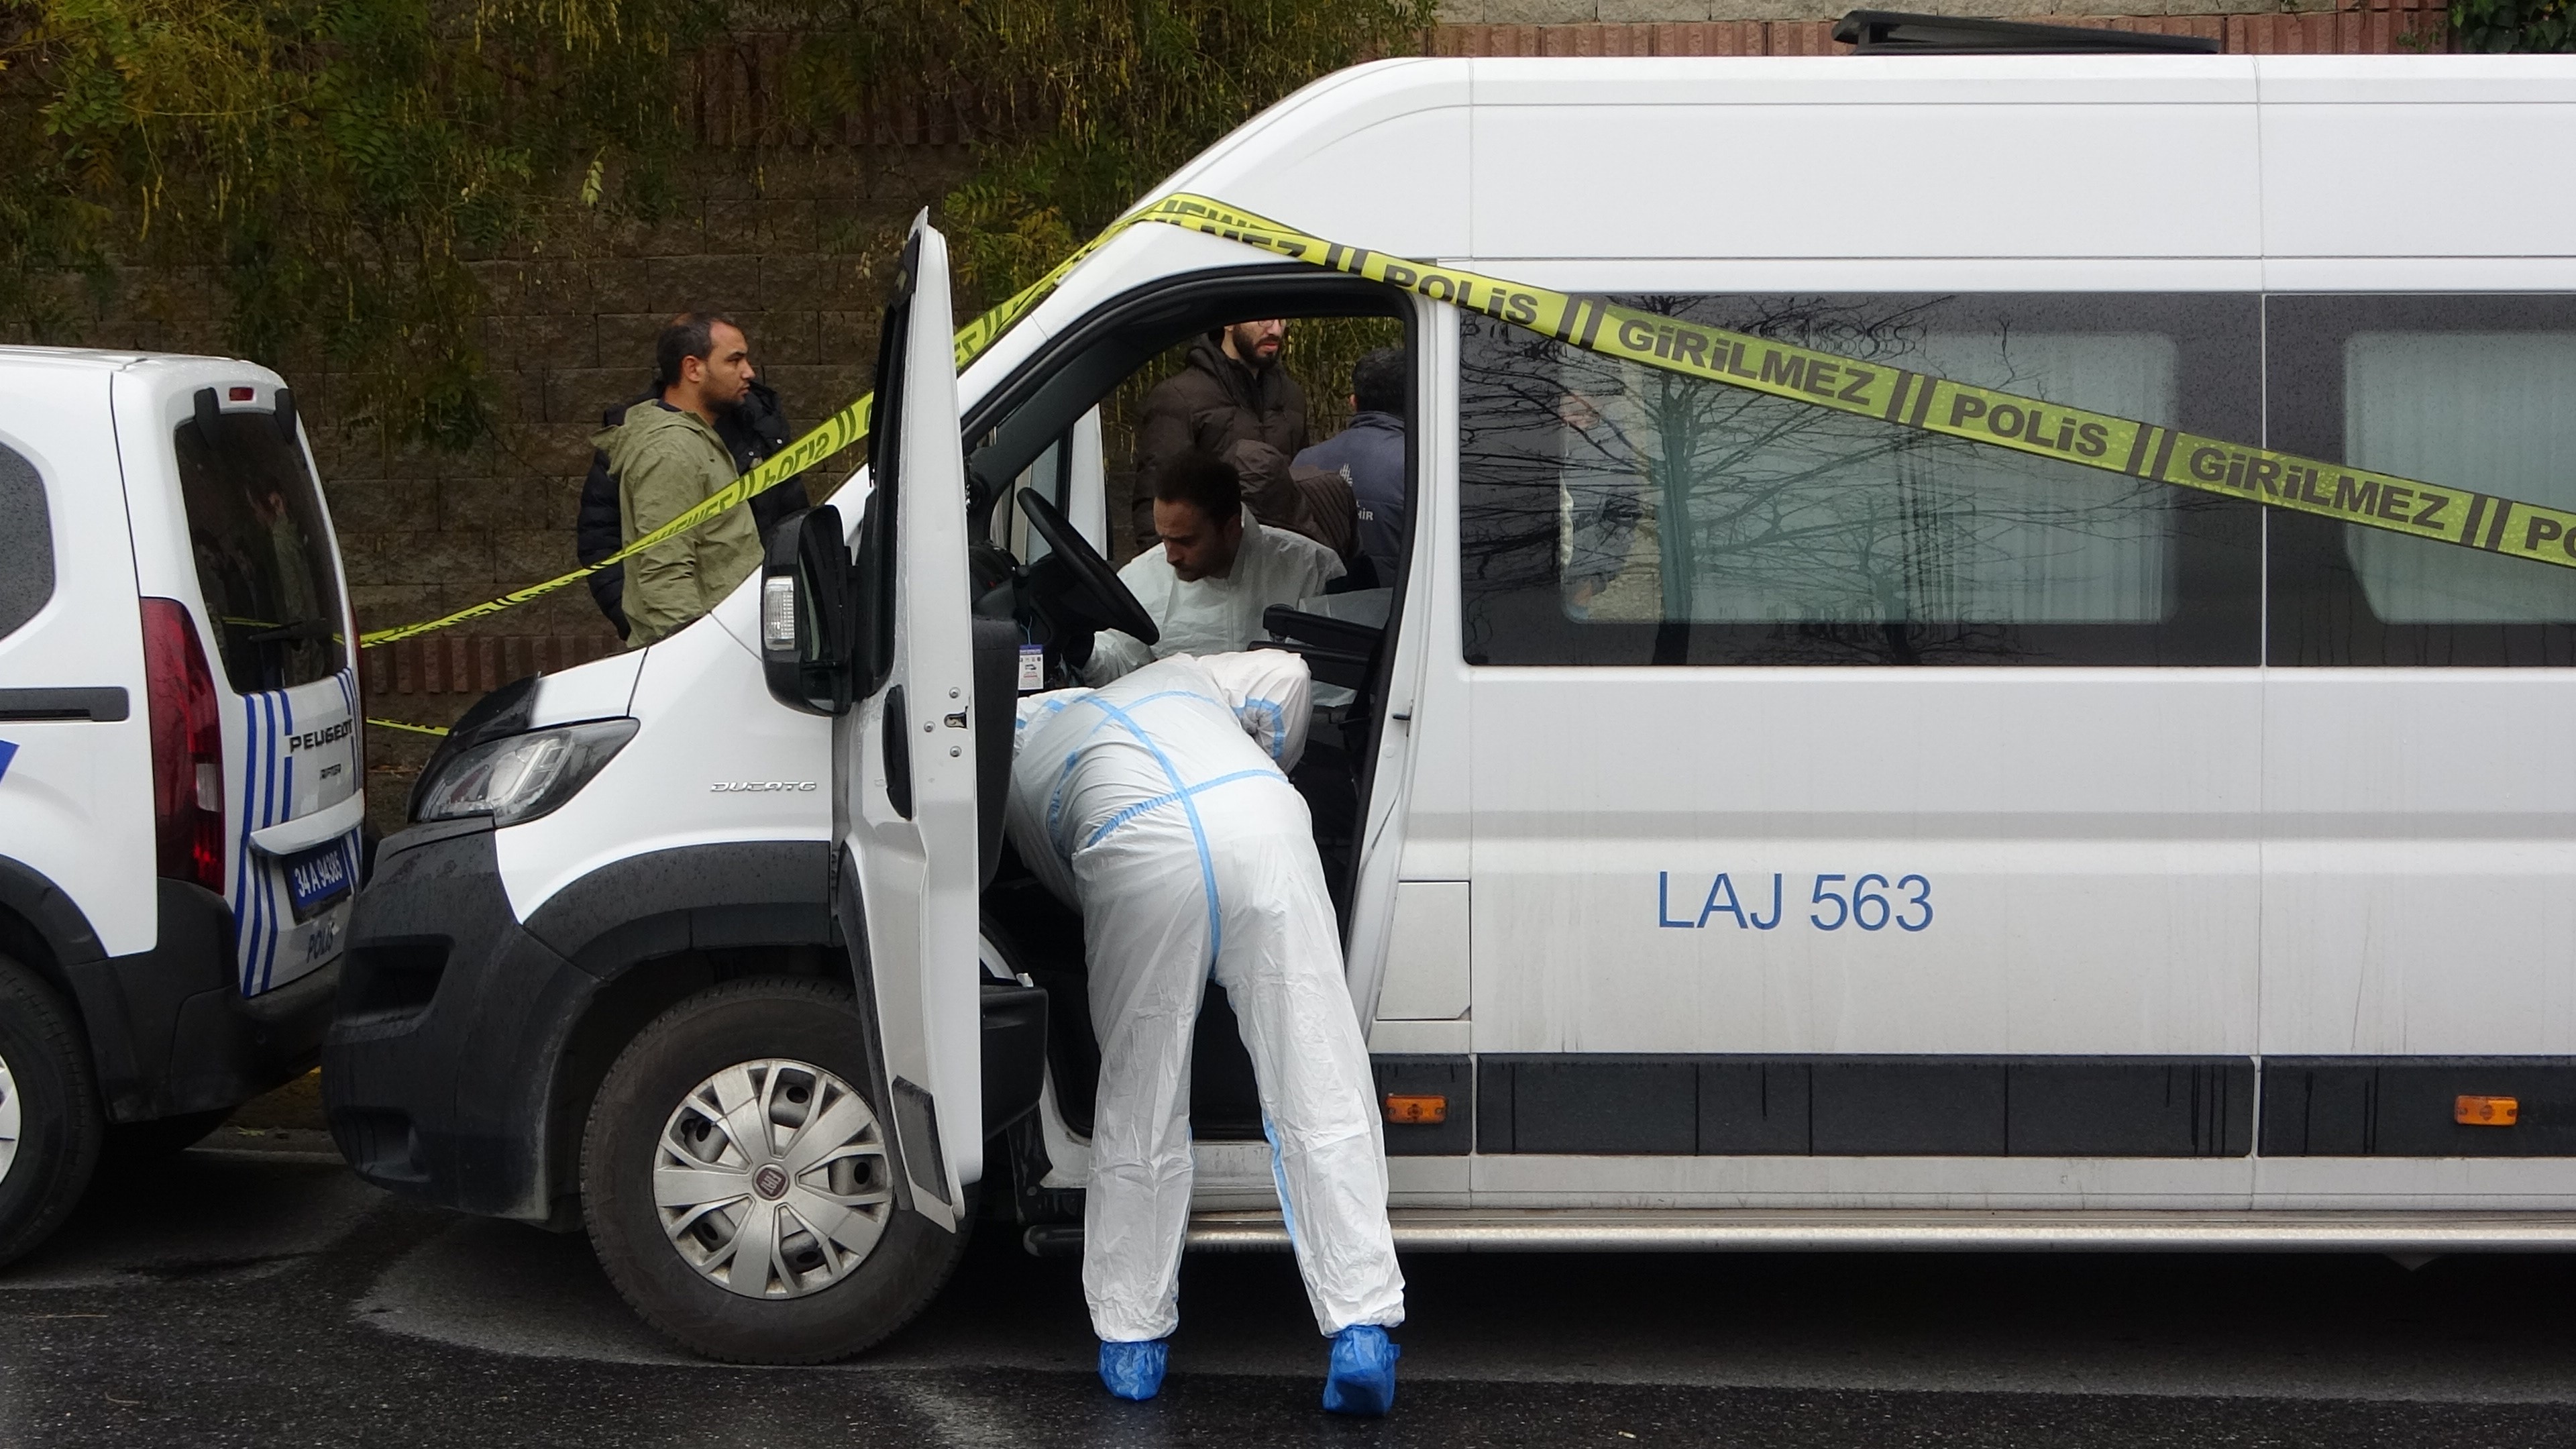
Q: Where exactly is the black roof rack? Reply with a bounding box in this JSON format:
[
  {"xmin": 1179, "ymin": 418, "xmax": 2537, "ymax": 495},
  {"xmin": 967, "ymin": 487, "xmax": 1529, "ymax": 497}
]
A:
[{"xmin": 1833, "ymin": 9, "xmax": 2222, "ymax": 53}]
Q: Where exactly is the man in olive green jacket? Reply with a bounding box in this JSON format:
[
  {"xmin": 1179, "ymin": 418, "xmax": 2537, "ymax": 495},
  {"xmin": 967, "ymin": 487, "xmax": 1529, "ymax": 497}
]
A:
[{"xmin": 598, "ymin": 313, "xmax": 765, "ymax": 647}]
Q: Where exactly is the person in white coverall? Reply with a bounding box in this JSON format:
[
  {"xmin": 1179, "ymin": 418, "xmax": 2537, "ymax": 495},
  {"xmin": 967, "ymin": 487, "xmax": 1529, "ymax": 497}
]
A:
[
  {"xmin": 1007, "ymin": 650, "xmax": 1405, "ymax": 1415},
  {"xmin": 1080, "ymin": 451, "xmax": 1342, "ymax": 684}
]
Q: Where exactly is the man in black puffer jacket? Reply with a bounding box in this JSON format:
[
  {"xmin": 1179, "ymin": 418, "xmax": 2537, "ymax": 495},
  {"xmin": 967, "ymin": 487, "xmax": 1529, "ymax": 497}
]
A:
[{"xmin": 576, "ymin": 376, "xmax": 810, "ymax": 640}]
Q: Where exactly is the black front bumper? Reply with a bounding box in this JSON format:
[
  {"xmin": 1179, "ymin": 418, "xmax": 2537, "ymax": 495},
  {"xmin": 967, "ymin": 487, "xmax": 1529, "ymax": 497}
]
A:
[
  {"xmin": 65, "ymin": 879, "xmax": 338, "ymax": 1122},
  {"xmin": 322, "ymin": 818, "xmax": 603, "ymax": 1222},
  {"xmin": 323, "ymin": 818, "xmax": 843, "ymax": 1223}
]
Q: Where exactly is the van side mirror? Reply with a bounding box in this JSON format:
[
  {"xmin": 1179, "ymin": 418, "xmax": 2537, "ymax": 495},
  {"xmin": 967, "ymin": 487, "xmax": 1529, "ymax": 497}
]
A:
[
  {"xmin": 847, "ymin": 493, "xmax": 896, "ymax": 700},
  {"xmin": 761, "ymin": 505, "xmax": 855, "ymax": 716}
]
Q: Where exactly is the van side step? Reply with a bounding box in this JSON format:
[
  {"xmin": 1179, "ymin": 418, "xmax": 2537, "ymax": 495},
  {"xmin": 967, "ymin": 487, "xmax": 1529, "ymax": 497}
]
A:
[{"xmin": 1026, "ymin": 1208, "xmax": 2576, "ymax": 1257}]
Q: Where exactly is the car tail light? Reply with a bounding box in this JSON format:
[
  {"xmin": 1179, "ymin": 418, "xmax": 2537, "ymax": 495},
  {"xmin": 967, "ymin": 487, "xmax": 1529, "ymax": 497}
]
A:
[{"xmin": 144, "ymin": 597, "xmax": 225, "ymax": 894}]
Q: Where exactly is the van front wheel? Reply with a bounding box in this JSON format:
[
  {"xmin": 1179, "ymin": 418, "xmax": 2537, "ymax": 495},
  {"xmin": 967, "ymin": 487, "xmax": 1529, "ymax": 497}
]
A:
[
  {"xmin": 580, "ymin": 977, "xmax": 967, "ymax": 1363},
  {"xmin": 0, "ymin": 954, "xmax": 103, "ymax": 1269}
]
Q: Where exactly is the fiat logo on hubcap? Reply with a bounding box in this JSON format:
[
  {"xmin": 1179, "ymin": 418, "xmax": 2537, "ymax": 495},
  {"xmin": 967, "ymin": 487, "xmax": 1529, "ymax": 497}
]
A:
[{"xmin": 753, "ymin": 1164, "xmax": 790, "ymax": 1199}]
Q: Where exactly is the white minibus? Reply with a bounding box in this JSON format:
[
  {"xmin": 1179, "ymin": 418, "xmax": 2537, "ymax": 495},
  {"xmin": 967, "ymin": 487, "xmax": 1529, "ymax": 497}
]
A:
[{"xmin": 326, "ymin": 34, "xmax": 2576, "ymax": 1362}]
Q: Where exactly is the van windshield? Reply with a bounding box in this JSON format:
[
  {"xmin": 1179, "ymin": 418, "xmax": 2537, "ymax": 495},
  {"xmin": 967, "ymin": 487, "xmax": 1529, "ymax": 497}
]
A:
[{"xmin": 173, "ymin": 410, "xmax": 347, "ymax": 692}]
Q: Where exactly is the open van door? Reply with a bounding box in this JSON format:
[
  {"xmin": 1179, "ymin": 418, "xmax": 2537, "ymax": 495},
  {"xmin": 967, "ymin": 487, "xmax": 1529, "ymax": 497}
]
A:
[
  {"xmin": 541, "ymin": 215, "xmax": 990, "ymax": 1362},
  {"xmin": 826, "ymin": 215, "xmax": 983, "ymax": 1230}
]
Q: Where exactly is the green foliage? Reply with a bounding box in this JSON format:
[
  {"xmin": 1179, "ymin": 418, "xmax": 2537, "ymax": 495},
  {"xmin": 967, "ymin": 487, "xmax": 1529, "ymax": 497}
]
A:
[
  {"xmin": 0, "ymin": 0, "xmax": 1432, "ymax": 449},
  {"xmin": 2453, "ymin": 0, "xmax": 2576, "ymax": 50},
  {"xmin": 1, "ymin": 0, "xmax": 714, "ymax": 444},
  {"xmin": 912, "ymin": 0, "xmax": 1442, "ymax": 304},
  {"xmin": 777, "ymin": 0, "xmax": 1436, "ymax": 307}
]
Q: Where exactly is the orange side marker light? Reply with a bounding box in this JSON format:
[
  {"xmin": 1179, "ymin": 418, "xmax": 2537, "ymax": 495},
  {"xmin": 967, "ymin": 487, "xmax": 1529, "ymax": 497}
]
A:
[
  {"xmin": 2456, "ymin": 1094, "xmax": 2519, "ymax": 1126},
  {"xmin": 1384, "ymin": 1093, "xmax": 1448, "ymax": 1126}
]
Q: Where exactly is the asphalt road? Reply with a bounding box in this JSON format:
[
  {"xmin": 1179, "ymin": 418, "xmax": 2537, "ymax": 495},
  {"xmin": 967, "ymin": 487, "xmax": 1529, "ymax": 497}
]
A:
[{"xmin": 8, "ymin": 1138, "xmax": 2576, "ymax": 1447}]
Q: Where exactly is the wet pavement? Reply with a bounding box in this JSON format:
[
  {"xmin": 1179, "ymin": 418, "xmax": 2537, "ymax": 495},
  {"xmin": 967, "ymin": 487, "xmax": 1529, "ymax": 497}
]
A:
[{"xmin": 7, "ymin": 1131, "xmax": 2576, "ymax": 1446}]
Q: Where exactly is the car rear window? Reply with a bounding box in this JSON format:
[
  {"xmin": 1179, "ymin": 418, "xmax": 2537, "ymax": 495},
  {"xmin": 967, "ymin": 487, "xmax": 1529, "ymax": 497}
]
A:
[
  {"xmin": 0, "ymin": 442, "xmax": 50, "ymax": 641},
  {"xmin": 173, "ymin": 409, "xmax": 347, "ymax": 692}
]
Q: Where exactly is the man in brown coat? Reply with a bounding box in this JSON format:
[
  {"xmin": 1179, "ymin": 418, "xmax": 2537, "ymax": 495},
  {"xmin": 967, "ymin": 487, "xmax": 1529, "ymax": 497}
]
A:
[{"xmin": 1132, "ymin": 319, "xmax": 1355, "ymax": 559}]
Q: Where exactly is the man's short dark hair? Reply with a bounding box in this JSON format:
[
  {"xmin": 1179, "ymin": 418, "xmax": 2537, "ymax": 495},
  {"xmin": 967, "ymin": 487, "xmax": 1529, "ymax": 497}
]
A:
[
  {"xmin": 655, "ymin": 312, "xmax": 737, "ymax": 389},
  {"xmin": 1152, "ymin": 451, "xmax": 1242, "ymax": 524},
  {"xmin": 1351, "ymin": 347, "xmax": 1405, "ymax": 416}
]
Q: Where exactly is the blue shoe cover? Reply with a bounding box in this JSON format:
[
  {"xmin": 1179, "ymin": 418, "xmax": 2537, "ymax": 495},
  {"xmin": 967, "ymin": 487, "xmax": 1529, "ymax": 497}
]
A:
[
  {"xmin": 1099, "ymin": 1338, "xmax": 1168, "ymax": 1401},
  {"xmin": 1322, "ymin": 1326, "xmax": 1400, "ymax": 1416}
]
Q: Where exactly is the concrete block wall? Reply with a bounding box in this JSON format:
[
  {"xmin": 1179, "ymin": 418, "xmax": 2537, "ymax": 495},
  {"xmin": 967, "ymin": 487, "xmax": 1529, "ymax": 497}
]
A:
[
  {"xmin": 319, "ymin": 142, "xmax": 972, "ymax": 816},
  {"xmin": 321, "ymin": 144, "xmax": 973, "ymax": 655}
]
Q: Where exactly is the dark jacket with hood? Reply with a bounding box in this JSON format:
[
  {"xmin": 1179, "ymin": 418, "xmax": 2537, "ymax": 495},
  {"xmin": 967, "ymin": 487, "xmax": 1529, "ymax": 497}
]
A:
[
  {"xmin": 1295, "ymin": 409, "xmax": 1405, "ymax": 586},
  {"xmin": 1132, "ymin": 336, "xmax": 1317, "ymax": 547},
  {"xmin": 576, "ymin": 377, "xmax": 810, "ymax": 639}
]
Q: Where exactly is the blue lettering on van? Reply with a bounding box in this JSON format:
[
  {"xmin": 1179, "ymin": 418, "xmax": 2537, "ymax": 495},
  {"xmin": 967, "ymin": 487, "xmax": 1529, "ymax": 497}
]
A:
[
  {"xmin": 1659, "ymin": 871, "xmax": 1931, "ymax": 933},
  {"xmin": 0, "ymin": 739, "xmax": 15, "ymax": 784}
]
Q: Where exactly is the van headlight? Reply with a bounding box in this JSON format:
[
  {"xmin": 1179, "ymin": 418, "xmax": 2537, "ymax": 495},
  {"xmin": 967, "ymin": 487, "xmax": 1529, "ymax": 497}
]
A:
[{"xmin": 413, "ymin": 718, "xmax": 639, "ymax": 826}]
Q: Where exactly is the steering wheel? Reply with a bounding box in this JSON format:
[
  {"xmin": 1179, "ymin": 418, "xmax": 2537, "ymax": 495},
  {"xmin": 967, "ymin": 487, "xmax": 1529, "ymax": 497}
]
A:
[{"xmin": 1016, "ymin": 487, "xmax": 1159, "ymax": 647}]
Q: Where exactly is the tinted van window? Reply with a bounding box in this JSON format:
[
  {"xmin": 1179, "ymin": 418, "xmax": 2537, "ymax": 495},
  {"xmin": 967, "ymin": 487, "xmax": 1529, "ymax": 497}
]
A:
[
  {"xmin": 1456, "ymin": 294, "xmax": 2261, "ymax": 666},
  {"xmin": 2267, "ymin": 295, "xmax": 2576, "ymax": 666},
  {"xmin": 0, "ymin": 442, "xmax": 51, "ymax": 641},
  {"xmin": 174, "ymin": 410, "xmax": 346, "ymax": 691}
]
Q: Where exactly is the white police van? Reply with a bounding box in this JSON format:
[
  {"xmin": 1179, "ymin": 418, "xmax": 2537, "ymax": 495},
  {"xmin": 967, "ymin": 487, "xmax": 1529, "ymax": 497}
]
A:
[
  {"xmin": 0, "ymin": 350, "xmax": 362, "ymax": 1266},
  {"xmin": 326, "ymin": 26, "xmax": 2576, "ymax": 1363}
]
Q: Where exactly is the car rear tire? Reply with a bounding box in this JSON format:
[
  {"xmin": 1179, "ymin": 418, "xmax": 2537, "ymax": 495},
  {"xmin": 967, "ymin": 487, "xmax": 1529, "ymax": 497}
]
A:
[
  {"xmin": 0, "ymin": 954, "xmax": 104, "ymax": 1270},
  {"xmin": 580, "ymin": 975, "xmax": 969, "ymax": 1364}
]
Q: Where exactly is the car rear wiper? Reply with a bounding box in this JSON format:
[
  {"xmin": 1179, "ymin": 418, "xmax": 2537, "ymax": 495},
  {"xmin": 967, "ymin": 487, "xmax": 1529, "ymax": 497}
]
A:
[{"xmin": 245, "ymin": 620, "xmax": 337, "ymax": 644}]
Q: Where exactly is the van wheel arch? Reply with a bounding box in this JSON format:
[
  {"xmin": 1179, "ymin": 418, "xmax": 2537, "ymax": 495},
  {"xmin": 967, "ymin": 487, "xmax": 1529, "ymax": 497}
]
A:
[
  {"xmin": 0, "ymin": 871, "xmax": 105, "ymax": 1117},
  {"xmin": 0, "ymin": 902, "xmax": 70, "ymax": 1010},
  {"xmin": 545, "ymin": 941, "xmax": 843, "ymax": 1226},
  {"xmin": 0, "ymin": 856, "xmax": 101, "ymax": 1000},
  {"xmin": 578, "ymin": 973, "xmax": 967, "ymax": 1362}
]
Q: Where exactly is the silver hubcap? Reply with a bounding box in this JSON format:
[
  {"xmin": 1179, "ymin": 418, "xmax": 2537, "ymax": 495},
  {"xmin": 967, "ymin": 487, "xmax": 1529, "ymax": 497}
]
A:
[
  {"xmin": 654, "ymin": 1059, "xmax": 890, "ymax": 1300},
  {"xmin": 0, "ymin": 1051, "xmax": 19, "ymax": 1187}
]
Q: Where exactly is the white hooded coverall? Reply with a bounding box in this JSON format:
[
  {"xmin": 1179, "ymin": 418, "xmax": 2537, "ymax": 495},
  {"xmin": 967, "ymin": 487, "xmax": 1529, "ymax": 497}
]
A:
[
  {"xmin": 1079, "ymin": 516, "xmax": 1344, "ymax": 684},
  {"xmin": 1007, "ymin": 652, "xmax": 1405, "ymax": 1344}
]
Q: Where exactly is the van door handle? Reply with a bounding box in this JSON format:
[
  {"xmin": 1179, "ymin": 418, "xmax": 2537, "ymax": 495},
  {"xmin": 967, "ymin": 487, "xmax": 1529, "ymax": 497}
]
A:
[
  {"xmin": 0, "ymin": 688, "xmax": 129, "ymax": 722},
  {"xmin": 882, "ymin": 684, "xmax": 915, "ymax": 820}
]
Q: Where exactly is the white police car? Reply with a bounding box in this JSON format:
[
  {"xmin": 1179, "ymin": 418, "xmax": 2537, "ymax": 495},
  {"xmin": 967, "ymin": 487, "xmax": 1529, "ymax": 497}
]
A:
[{"xmin": 0, "ymin": 350, "xmax": 361, "ymax": 1266}]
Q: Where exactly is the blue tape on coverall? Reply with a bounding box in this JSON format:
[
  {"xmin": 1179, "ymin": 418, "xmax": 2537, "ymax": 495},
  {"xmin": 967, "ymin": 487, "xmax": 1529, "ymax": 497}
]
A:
[{"xmin": 1072, "ymin": 693, "xmax": 1227, "ymax": 965}]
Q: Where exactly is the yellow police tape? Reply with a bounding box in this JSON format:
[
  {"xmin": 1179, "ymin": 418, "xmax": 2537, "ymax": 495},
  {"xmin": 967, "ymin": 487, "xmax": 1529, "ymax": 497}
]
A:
[
  {"xmin": 1147, "ymin": 193, "xmax": 2576, "ymax": 572},
  {"xmin": 359, "ymin": 190, "xmax": 2576, "ymax": 655},
  {"xmin": 366, "ymin": 718, "xmax": 450, "ymax": 737}
]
